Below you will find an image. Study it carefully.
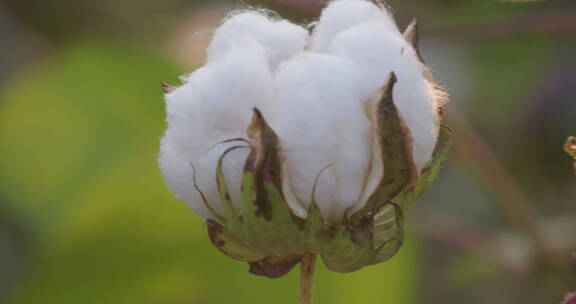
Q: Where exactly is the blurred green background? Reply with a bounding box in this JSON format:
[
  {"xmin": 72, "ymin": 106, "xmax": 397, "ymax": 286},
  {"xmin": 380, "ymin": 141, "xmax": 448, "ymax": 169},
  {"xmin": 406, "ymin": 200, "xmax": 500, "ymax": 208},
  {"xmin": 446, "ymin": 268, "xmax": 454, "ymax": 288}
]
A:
[{"xmin": 0, "ymin": 0, "xmax": 574, "ymax": 303}]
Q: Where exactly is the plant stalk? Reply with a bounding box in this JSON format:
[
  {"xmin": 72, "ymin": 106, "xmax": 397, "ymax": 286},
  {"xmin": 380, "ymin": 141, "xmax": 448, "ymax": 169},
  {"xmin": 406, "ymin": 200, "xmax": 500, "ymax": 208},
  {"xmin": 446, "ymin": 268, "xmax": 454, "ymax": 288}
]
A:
[{"xmin": 298, "ymin": 253, "xmax": 316, "ymax": 304}]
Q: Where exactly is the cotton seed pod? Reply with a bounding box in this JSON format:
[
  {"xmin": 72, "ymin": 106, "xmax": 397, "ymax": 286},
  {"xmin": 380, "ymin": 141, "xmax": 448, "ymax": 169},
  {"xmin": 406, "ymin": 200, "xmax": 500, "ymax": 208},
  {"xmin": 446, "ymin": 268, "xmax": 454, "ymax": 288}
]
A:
[{"xmin": 159, "ymin": 0, "xmax": 451, "ymax": 278}]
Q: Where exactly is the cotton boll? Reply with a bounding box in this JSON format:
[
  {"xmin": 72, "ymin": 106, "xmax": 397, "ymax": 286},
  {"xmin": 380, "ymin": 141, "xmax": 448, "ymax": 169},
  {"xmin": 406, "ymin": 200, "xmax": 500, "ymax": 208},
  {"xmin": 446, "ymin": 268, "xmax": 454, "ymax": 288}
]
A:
[
  {"xmin": 328, "ymin": 20, "xmax": 439, "ymax": 169},
  {"xmin": 269, "ymin": 53, "xmax": 371, "ymax": 222},
  {"xmin": 159, "ymin": 39, "xmax": 274, "ymax": 219},
  {"xmin": 207, "ymin": 11, "xmax": 308, "ymax": 69},
  {"xmin": 158, "ymin": 3, "xmax": 451, "ymax": 276},
  {"xmin": 310, "ymin": 0, "xmax": 398, "ymax": 53}
]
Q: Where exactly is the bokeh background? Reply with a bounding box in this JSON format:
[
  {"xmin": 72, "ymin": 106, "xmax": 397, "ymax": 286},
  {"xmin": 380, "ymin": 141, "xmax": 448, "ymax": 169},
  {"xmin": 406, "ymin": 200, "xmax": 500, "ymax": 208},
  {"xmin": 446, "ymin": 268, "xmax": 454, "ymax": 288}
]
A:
[{"xmin": 0, "ymin": 0, "xmax": 575, "ymax": 303}]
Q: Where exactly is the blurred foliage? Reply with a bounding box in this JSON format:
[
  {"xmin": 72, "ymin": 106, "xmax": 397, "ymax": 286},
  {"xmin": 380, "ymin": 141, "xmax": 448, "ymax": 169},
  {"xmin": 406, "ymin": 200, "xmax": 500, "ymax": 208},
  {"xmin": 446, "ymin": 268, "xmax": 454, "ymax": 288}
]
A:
[{"xmin": 0, "ymin": 0, "xmax": 212, "ymax": 42}]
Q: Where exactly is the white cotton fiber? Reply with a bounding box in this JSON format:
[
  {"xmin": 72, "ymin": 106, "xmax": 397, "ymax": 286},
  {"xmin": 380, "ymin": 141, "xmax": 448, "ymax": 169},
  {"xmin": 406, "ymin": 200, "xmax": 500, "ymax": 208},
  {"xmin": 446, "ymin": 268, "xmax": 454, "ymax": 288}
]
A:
[
  {"xmin": 159, "ymin": 38, "xmax": 274, "ymax": 218},
  {"xmin": 207, "ymin": 11, "xmax": 308, "ymax": 69},
  {"xmin": 310, "ymin": 0, "xmax": 399, "ymax": 53},
  {"xmin": 327, "ymin": 20, "xmax": 439, "ymax": 169},
  {"xmin": 268, "ymin": 53, "xmax": 371, "ymax": 221}
]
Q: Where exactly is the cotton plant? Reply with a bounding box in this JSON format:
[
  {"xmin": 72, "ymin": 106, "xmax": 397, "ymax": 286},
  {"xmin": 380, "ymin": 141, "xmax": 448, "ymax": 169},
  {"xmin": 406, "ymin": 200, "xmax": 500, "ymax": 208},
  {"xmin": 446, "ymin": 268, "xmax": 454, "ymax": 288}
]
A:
[{"xmin": 158, "ymin": 0, "xmax": 450, "ymax": 302}]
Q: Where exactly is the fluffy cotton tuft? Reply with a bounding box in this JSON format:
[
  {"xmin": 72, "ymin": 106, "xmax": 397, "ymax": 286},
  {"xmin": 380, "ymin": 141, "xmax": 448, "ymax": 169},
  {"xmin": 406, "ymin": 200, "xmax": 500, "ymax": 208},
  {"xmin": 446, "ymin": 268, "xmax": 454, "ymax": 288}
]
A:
[
  {"xmin": 160, "ymin": 39, "xmax": 274, "ymax": 218},
  {"xmin": 310, "ymin": 0, "xmax": 399, "ymax": 52},
  {"xmin": 207, "ymin": 11, "xmax": 308, "ymax": 69},
  {"xmin": 159, "ymin": 0, "xmax": 443, "ymax": 222},
  {"xmin": 268, "ymin": 53, "xmax": 371, "ymax": 221},
  {"xmin": 327, "ymin": 20, "xmax": 439, "ymax": 168}
]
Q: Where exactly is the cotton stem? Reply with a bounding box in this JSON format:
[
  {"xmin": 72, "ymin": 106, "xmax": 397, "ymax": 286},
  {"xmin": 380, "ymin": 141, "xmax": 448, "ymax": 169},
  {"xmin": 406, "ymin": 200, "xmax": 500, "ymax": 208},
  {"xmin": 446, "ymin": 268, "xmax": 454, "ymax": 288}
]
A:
[{"xmin": 298, "ymin": 253, "xmax": 316, "ymax": 304}]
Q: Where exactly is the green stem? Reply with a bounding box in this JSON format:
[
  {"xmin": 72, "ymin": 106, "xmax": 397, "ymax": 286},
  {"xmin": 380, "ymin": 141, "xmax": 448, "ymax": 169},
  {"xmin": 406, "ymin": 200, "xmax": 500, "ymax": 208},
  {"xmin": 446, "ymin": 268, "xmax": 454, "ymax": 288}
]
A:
[{"xmin": 298, "ymin": 253, "xmax": 316, "ymax": 304}]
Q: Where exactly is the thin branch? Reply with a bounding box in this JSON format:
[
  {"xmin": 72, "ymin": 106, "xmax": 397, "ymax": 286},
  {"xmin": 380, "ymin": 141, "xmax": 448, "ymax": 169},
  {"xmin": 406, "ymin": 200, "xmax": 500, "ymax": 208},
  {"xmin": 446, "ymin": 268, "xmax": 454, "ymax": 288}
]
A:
[
  {"xmin": 429, "ymin": 10, "xmax": 576, "ymax": 43},
  {"xmin": 446, "ymin": 109, "xmax": 547, "ymax": 255}
]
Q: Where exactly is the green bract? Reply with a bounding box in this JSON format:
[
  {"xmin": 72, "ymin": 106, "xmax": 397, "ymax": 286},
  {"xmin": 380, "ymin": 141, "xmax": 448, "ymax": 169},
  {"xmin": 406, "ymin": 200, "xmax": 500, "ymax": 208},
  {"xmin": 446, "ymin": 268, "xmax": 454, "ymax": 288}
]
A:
[{"xmin": 203, "ymin": 73, "xmax": 452, "ymax": 278}]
